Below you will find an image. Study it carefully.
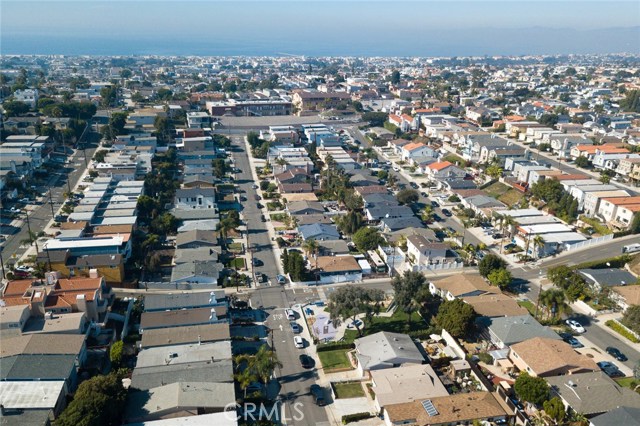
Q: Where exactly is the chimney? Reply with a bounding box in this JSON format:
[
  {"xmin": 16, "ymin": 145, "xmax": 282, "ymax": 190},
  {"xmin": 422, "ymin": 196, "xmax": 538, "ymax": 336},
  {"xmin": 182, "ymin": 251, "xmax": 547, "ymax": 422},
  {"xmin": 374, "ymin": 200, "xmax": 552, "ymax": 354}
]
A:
[{"xmin": 198, "ymin": 334, "xmax": 202, "ymax": 345}]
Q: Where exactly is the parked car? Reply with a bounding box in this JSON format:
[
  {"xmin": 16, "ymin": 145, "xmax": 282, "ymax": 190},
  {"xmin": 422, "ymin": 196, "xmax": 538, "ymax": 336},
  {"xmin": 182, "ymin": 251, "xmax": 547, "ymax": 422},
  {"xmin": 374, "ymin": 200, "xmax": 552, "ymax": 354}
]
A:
[
  {"xmin": 431, "ymin": 200, "xmax": 439, "ymax": 208},
  {"xmin": 290, "ymin": 322, "xmax": 302, "ymax": 334},
  {"xmin": 566, "ymin": 319, "xmax": 586, "ymax": 334},
  {"xmin": 420, "ymin": 192, "xmax": 428, "ymax": 197},
  {"xmin": 606, "ymin": 346, "xmax": 628, "ymax": 362},
  {"xmin": 285, "ymin": 309, "xmax": 296, "ymax": 320},
  {"xmin": 346, "ymin": 319, "xmax": 363, "ymax": 329},
  {"xmin": 565, "ymin": 337, "xmax": 584, "ymax": 349},
  {"xmin": 276, "ymin": 274, "xmax": 287, "ymax": 285},
  {"xmin": 441, "ymin": 208, "xmax": 452, "ymax": 217},
  {"xmin": 409, "ymin": 182, "xmax": 419, "ymax": 189},
  {"xmin": 256, "ymin": 274, "xmax": 266, "ymax": 284},
  {"xmin": 252, "ymin": 258, "xmax": 263, "ymax": 267},
  {"xmin": 597, "ymin": 361, "xmax": 624, "ymax": 378},
  {"xmin": 504, "ymin": 243, "xmax": 517, "ymax": 250},
  {"xmin": 260, "ymin": 215, "xmax": 266, "ymax": 222},
  {"xmin": 299, "ymin": 354, "xmax": 314, "ymax": 369},
  {"xmin": 294, "ymin": 336, "xmax": 304, "ymax": 349},
  {"xmin": 309, "ymin": 384, "xmax": 326, "ymax": 406}
]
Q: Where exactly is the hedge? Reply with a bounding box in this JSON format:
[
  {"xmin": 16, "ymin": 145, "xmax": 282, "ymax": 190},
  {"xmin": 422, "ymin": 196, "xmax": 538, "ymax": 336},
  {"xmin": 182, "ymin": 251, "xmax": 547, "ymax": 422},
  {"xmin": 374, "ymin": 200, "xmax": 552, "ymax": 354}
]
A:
[
  {"xmin": 317, "ymin": 342, "xmax": 355, "ymax": 353},
  {"xmin": 342, "ymin": 412, "xmax": 373, "ymax": 424},
  {"xmin": 605, "ymin": 320, "xmax": 640, "ymax": 343},
  {"xmin": 573, "ymin": 254, "xmax": 631, "ymax": 270}
]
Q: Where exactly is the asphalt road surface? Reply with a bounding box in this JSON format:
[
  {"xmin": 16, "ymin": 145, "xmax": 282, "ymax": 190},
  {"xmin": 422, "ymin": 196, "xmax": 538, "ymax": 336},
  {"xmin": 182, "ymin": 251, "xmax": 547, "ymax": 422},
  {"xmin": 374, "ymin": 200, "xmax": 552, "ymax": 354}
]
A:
[
  {"xmin": 232, "ymin": 133, "xmax": 330, "ymax": 425},
  {"xmin": 1, "ymin": 143, "xmax": 97, "ymax": 273}
]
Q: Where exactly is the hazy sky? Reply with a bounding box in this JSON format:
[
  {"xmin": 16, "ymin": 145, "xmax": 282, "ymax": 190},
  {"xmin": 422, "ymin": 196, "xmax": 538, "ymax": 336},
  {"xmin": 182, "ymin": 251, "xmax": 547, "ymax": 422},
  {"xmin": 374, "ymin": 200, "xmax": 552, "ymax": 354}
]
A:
[{"xmin": 2, "ymin": 1, "xmax": 639, "ymax": 56}]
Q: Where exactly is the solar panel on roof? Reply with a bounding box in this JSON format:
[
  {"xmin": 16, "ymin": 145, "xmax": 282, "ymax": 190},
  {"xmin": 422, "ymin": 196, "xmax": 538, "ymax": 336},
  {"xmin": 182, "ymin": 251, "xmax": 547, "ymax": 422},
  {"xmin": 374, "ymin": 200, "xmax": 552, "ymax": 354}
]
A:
[{"xmin": 422, "ymin": 399, "xmax": 438, "ymax": 416}]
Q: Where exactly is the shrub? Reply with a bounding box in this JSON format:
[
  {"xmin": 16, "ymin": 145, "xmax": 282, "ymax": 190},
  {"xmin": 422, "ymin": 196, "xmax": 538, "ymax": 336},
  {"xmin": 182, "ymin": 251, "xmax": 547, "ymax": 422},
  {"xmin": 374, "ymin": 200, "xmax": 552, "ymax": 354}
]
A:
[
  {"xmin": 342, "ymin": 412, "xmax": 373, "ymax": 424},
  {"xmin": 606, "ymin": 320, "xmax": 640, "ymax": 343},
  {"xmin": 317, "ymin": 342, "xmax": 355, "ymax": 352}
]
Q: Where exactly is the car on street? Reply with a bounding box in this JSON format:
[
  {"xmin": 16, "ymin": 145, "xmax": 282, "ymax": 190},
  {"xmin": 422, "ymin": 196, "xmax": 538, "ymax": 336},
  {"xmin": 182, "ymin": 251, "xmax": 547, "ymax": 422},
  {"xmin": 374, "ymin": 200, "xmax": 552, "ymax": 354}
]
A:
[
  {"xmin": 432, "ymin": 214, "xmax": 442, "ymax": 222},
  {"xmin": 492, "ymin": 233, "xmax": 503, "ymax": 240},
  {"xmin": 290, "ymin": 322, "xmax": 302, "ymax": 334},
  {"xmin": 299, "ymin": 354, "xmax": 314, "ymax": 369},
  {"xmin": 309, "ymin": 384, "xmax": 326, "ymax": 406},
  {"xmin": 606, "ymin": 346, "xmax": 628, "ymax": 362},
  {"xmin": 504, "ymin": 243, "xmax": 517, "ymax": 251},
  {"xmin": 564, "ymin": 336, "xmax": 584, "ymax": 348},
  {"xmin": 294, "ymin": 336, "xmax": 304, "ymax": 348},
  {"xmin": 421, "ymin": 192, "xmax": 428, "ymax": 197},
  {"xmin": 260, "ymin": 215, "xmax": 266, "ymax": 222},
  {"xmin": 566, "ymin": 319, "xmax": 586, "ymax": 334},
  {"xmin": 15, "ymin": 265, "xmax": 34, "ymax": 273},
  {"xmin": 392, "ymin": 166, "xmax": 399, "ymax": 172},
  {"xmin": 285, "ymin": 308, "xmax": 296, "ymax": 320},
  {"xmin": 9, "ymin": 207, "xmax": 22, "ymax": 213},
  {"xmin": 254, "ymin": 194, "xmax": 261, "ymax": 201},
  {"xmin": 409, "ymin": 182, "xmax": 419, "ymax": 189},
  {"xmin": 276, "ymin": 274, "xmax": 287, "ymax": 285},
  {"xmin": 252, "ymin": 258, "xmax": 263, "ymax": 267},
  {"xmin": 256, "ymin": 273, "xmax": 266, "ymax": 284},
  {"xmin": 431, "ymin": 200, "xmax": 439, "ymax": 208},
  {"xmin": 441, "ymin": 208, "xmax": 452, "ymax": 217}
]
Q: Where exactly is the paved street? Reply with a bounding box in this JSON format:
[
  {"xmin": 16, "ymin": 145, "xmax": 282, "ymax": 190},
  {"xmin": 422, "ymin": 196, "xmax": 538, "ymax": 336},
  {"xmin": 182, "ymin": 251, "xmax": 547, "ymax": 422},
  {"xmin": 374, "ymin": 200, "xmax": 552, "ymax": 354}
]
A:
[
  {"xmin": 1, "ymin": 142, "xmax": 96, "ymax": 272},
  {"xmin": 231, "ymin": 133, "xmax": 330, "ymax": 425}
]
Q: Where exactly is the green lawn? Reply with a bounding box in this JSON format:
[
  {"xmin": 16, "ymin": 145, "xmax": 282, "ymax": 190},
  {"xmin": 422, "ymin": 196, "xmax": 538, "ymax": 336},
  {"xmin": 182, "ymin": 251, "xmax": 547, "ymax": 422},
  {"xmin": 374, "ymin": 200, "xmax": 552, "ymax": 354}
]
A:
[
  {"xmin": 443, "ymin": 153, "xmax": 466, "ymax": 167},
  {"xmin": 318, "ymin": 349, "xmax": 352, "ymax": 371},
  {"xmin": 333, "ymin": 382, "xmax": 365, "ymax": 399},
  {"xmin": 615, "ymin": 377, "xmax": 640, "ymax": 391},
  {"xmin": 228, "ymin": 242, "xmax": 244, "ymax": 253},
  {"xmin": 579, "ymin": 215, "xmax": 612, "ymax": 235},
  {"xmin": 229, "ymin": 257, "xmax": 246, "ymax": 269},
  {"xmin": 342, "ymin": 310, "xmax": 427, "ymax": 344},
  {"xmin": 517, "ymin": 300, "xmax": 537, "ymax": 316},
  {"xmin": 498, "ymin": 189, "xmax": 523, "ymax": 207},
  {"xmin": 483, "ymin": 182, "xmax": 511, "ymax": 198}
]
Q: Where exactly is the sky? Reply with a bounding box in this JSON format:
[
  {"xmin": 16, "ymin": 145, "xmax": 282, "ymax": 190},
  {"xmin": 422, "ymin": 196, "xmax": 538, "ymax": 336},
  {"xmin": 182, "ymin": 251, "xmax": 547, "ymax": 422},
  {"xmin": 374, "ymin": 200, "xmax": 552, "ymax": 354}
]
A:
[{"xmin": 1, "ymin": 1, "xmax": 639, "ymax": 56}]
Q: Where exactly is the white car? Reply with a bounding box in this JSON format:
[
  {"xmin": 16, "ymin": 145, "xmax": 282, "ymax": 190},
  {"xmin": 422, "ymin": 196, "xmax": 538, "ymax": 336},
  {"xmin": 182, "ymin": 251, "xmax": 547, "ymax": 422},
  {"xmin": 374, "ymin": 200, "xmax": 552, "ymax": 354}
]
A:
[
  {"xmin": 392, "ymin": 166, "xmax": 400, "ymax": 172},
  {"xmin": 566, "ymin": 319, "xmax": 586, "ymax": 334},
  {"xmin": 294, "ymin": 336, "xmax": 304, "ymax": 348}
]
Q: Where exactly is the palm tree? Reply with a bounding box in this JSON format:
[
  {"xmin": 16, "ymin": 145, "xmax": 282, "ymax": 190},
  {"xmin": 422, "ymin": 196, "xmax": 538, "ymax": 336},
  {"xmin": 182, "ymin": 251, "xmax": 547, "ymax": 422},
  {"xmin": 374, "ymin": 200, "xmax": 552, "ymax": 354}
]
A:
[
  {"xmin": 532, "ymin": 235, "xmax": 545, "ymax": 259},
  {"xmin": 301, "ymin": 238, "xmax": 320, "ymax": 258},
  {"xmin": 253, "ymin": 345, "xmax": 283, "ymax": 385},
  {"xmin": 539, "ymin": 289, "xmax": 567, "ymax": 321},
  {"xmin": 233, "ymin": 368, "xmax": 256, "ymax": 398}
]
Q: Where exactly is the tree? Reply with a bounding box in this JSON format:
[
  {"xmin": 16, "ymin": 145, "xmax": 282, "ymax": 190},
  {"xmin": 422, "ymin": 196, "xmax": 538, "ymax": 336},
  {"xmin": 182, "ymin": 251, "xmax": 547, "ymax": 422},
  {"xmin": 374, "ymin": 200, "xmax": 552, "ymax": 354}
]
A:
[
  {"xmin": 109, "ymin": 340, "xmax": 124, "ymax": 367},
  {"xmin": 433, "ymin": 299, "xmax": 475, "ymax": 338},
  {"xmin": 622, "ymin": 305, "xmax": 640, "ymax": 335},
  {"xmin": 55, "ymin": 370, "xmax": 127, "ymax": 426},
  {"xmin": 336, "ymin": 211, "xmax": 363, "ymax": 235},
  {"xmin": 286, "ymin": 251, "xmax": 307, "ymax": 281},
  {"xmin": 539, "ymin": 289, "xmax": 568, "ymax": 321},
  {"xmin": 100, "ymin": 85, "xmax": 118, "ymax": 108},
  {"xmin": 353, "ymin": 100, "xmax": 364, "ymax": 112},
  {"xmin": 486, "ymin": 164, "xmax": 503, "ymax": 179},
  {"xmin": 391, "ymin": 70, "xmax": 401, "ymax": 85},
  {"xmin": 630, "ymin": 212, "xmax": 640, "ymax": 234},
  {"xmin": 302, "ymin": 238, "xmax": 320, "ymax": 258},
  {"xmin": 543, "ymin": 397, "xmax": 566, "ymax": 425},
  {"xmin": 487, "ymin": 268, "xmax": 512, "ymax": 289},
  {"xmin": 396, "ymin": 189, "xmax": 419, "ymax": 205},
  {"xmin": 574, "ymin": 156, "xmax": 591, "ymax": 168},
  {"xmin": 361, "ymin": 112, "xmax": 388, "ymax": 127},
  {"xmin": 620, "ymin": 89, "xmax": 640, "ymax": 113},
  {"xmin": 327, "ymin": 286, "xmax": 385, "ymax": 336},
  {"xmin": 514, "ymin": 373, "xmax": 550, "ymax": 406},
  {"xmin": 2, "ymin": 100, "xmax": 30, "ymax": 116},
  {"xmin": 392, "ymin": 271, "xmax": 431, "ymax": 325},
  {"xmin": 352, "ymin": 227, "xmax": 383, "ymax": 251},
  {"xmin": 235, "ymin": 345, "xmax": 283, "ymax": 387},
  {"xmin": 478, "ymin": 254, "xmax": 507, "ymax": 278},
  {"xmin": 93, "ymin": 149, "xmax": 108, "ymax": 163},
  {"xmin": 212, "ymin": 158, "xmax": 228, "ymax": 178}
]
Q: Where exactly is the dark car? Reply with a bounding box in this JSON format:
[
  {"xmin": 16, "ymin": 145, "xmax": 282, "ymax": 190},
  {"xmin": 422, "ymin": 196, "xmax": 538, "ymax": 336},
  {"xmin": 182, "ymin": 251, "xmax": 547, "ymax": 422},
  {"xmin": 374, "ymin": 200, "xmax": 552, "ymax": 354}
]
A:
[
  {"xmin": 432, "ymin": 214, "xmax": 442, "ymax": 222},
  {"xmin": 409, "ymin": 182, "xmax": 419, "ymax": 189},
  {"xmin": 260, "ymin": 215, "xmax": 266, "ymax": 222},
  {"xmin": 254, "ymin": 194, "xmax": 261, "ymax": 201},
  {"xmin": 299, "ymin": 354, "xmax": 314, "ymax": 369},
  {"xmin": 309, "ymin": 384, "xmax": 326, "ymax": 406},
  {"xmin": 606, "ymin": 346, "xmax": 628, "ymax": 362},
  {"xmin": 421, "ymin": 192, "xmax": 428, "ymax": 197},
  {"xmin": 431, "ymin": 200, "xmax": 439, "ymax": 208},
  {"xmin": 252, "ymin": 258, "xmax": 263, "ymax": 267},
  {"xmin": 442, "ymin": 208, "xmax": 452, "ymax": 217}
]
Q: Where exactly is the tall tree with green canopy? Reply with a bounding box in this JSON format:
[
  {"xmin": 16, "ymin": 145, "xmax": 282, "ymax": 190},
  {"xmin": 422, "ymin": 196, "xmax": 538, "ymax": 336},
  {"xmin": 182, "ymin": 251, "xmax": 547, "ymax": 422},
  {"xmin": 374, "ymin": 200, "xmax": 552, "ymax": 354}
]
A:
[
  {"xmin": 514, "ymin": 373, "xmax": 550, "ymax": 406},
  {"xmin": 327, "ymin": 286, "xmax": 385, "ymax": 336}
]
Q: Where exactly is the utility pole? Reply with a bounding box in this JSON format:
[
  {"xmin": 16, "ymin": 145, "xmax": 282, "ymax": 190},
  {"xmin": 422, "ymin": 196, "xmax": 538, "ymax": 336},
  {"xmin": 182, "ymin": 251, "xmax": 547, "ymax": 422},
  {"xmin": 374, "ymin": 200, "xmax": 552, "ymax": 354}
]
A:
[
  {"xmin": 0, "ymin": 251, "xmax": 6, "ymax": 280},
  {"xmin": 48, "ymin": 186, "xmax": 55, "ymax": 217},
  {"xmin": 24, "ymin": 211, "xmax": 39, "ymax": 253}
]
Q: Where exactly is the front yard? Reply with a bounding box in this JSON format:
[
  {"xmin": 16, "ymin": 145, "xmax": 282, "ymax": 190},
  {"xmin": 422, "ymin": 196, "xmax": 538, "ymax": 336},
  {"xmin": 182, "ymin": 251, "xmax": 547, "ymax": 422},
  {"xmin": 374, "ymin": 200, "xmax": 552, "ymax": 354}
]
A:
[
  {"xmin": 318, "ymin": 349, "xmax": 353, "ymax": 372},
  {"xmin": 333, "ymin": 381, "xmax": 365, "ymax": 399},
  {"xmin": 342, "ymin": 310, "xmax": 428, "ymax": 343}
]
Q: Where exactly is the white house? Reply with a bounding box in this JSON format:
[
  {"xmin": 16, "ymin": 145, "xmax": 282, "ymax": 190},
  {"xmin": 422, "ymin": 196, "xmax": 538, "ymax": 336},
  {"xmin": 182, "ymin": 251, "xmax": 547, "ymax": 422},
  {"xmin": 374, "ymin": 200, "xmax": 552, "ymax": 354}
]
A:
[{"xmin": 174, "ymin": 187, "xmax": 217, "ymax": 210}]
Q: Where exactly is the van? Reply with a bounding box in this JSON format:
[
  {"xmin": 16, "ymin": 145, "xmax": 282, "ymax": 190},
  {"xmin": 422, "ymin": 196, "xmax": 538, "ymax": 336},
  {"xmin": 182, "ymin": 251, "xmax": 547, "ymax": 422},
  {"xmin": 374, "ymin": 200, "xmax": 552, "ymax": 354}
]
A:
[{"xmin": 285, "ymin": 309, "xmax": 296, "ymax": 321}]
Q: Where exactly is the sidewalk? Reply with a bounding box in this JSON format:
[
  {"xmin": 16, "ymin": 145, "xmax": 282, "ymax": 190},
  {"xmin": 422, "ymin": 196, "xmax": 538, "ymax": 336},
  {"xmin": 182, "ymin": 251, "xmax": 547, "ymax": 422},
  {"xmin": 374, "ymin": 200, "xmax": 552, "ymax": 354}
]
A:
[{"xmin": 571, "ymin": 303, "xmax": 640, "ymax": 354}]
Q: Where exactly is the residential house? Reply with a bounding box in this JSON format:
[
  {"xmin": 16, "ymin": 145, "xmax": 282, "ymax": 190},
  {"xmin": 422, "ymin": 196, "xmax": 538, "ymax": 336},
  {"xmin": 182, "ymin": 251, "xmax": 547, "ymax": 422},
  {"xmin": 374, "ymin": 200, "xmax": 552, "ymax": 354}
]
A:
[
  {"xmin": 463, "ymin": 293, "xmax": 528, "ymax": 318},
  {"xmin": 370, "ymin": 364, "xmax": 448, "ymax": 413},
  {"xmin": 401, "ymin": 143, "xmax": 434, "ymax": 161},
  {"xmin": 174, "ymin": 187, "xmax": 217, "ymax": 210},
  {"xmin": 36, "ymin": 251, "xmax": 125, "ymax": 285},
  {"xmin": 313, "ymin": 255, "xmax": 362, "ymax": 284},
  {"xmin": 0, "ymin": 381, "xmax": 67, "ymax": 425},
  {"xmin": 424, "ymin": 161, "xmax": 466, "ymax": 181},
  {"xmin": 478, "ymin": 314, "xmax": 561, "ymax": 349},
  {"xmin": 353, "ymin": 331, "xmax": 424, "ymax": 378},
  {"xmin": 383, "ymin": 392, "xmax": 508, "ymax": 426},
  {"xmin": 546, "ymin": 372, "xmax": 640, "ymax": 418},
  {"xmin": 125, "ymin": 382, "xmax": 235, "ymax": 423},
  {"xmin": 298, "ymin": 223, "xmax": 340, "ymax": 241},
  {"xmin": 139, "ymin": 323, "xmax": 231, "ymax": 349},
  {"xmin": 0, "ymin": 305, "xmax": 31, "ymax": 337},
  {"xmin": 175, "ymin": 230, "xmax": 219, "ymax": 249},
  {"xmin": 286, "ymin": 200, "xmax": 324, "ymax": 216},
  {"xmin": 429, "ymin": 274, "xmax": 496, "ymax": 301},
  {"xmin": 590, "ymin": 406, "xmax": 640, "ymax": 426},
  {"xmin": 292, "ymin": 90, "xmax": 350, "ymax": 115},
  {"xmin": 406, "ymin": 235, "xmax": 449, "ymax": 266},
  {"xmin": 169, "ymin": 261, "xmax": 222, "ymax": 288},
  {"xmin": 509, "ymin": 337, "xmax": 598, "ymax": 377},
  {"xmin": 139, "ymin": 306, "xmax": 228, "ymax": 333},
  {"xmin": 578, "ymin": 268, "xmax": 638, "ymax": 292},
  {"xmin": 380, "ymin": 215, "xmax": 425, "ymax": 232}
]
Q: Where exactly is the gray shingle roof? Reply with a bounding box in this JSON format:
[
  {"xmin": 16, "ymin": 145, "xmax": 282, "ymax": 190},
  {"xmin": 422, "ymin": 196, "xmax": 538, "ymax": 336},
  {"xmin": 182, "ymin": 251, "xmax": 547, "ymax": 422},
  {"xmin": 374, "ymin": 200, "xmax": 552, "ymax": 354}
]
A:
[
  {"xmin": 591, "ymin": 406, "xmax": 640, "ymax": 426},
  {"xmin": 483, "ymin": 314, "xmax": 561, "ymax": 346},
  {"xmin": 0, "ymin": 354, "xmax": 76, "ymax": 381},
  {"xmin": 131, "ymin": 359, "xmax": 233, "ymax": 390}
]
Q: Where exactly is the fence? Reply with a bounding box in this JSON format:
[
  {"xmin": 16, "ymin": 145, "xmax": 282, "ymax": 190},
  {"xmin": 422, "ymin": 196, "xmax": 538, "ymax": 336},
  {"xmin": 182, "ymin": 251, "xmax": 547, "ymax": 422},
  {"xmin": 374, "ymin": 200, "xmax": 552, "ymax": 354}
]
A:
[
  {"xmin": 565, "ymin": 234, "xmax": 613, "ymax": 252},
  {"xmin": 411, "ymin": 261, "xmax": 464, "ymax": 272}
]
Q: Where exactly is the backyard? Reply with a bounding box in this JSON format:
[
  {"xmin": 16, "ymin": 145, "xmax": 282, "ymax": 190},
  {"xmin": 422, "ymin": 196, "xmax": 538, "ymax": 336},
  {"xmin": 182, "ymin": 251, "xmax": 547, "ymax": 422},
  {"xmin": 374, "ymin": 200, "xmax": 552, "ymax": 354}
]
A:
[{"xmin": 483, "ymin": 181, "xmax": 522, "ymax": 207}]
